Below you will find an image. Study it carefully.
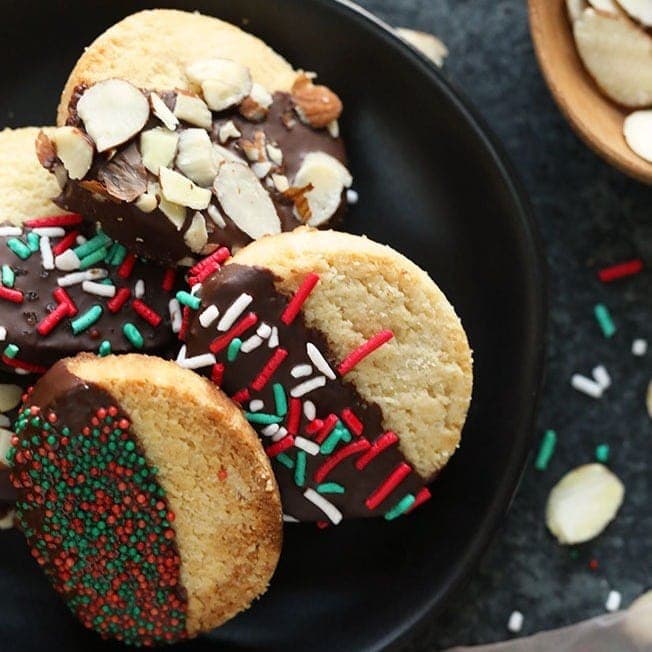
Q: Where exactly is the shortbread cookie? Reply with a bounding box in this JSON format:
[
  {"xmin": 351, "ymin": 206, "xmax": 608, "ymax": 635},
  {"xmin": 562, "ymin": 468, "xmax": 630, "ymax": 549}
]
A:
[
  {"xmin": 0, "ymin": 127, "xmax": 68, "ymax": 225},
  {"xmin": 9, "ymin": 354, "xmax": 282, "ymax": 645},
  {"xmin": 182, "ymin": 229, "xmax": 473, "ymax": 524},
  {"xmin": 0, "ymin": 216, "xmax": 182, "ymax": 375}
]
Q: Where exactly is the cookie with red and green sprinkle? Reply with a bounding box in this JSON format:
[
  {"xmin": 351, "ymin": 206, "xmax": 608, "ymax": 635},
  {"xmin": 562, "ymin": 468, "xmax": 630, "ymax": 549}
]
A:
[{"xmin": 8, "ymin": 354, "xmax": 282, "ymax": 645}]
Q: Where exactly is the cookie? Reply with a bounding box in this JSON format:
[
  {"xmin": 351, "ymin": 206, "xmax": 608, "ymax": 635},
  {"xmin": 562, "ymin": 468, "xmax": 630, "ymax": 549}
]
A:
[
  {"xmin": 0, "ymin": 127, "xmax": 68, "ymax": 226},
  {"xmin": 182, "ymin": 229, "xmax": 473, "ymax": 524},
  {"xmin": 0, "ymin": 377, "xmax": 26, "ymax": 527},
  {"xmin": 8, "ymin": 354, "xmax": 282, "ymax": 645},
  {"xmin": 45, "ymin": 11, "xmax": 351, "ymax": 265}
]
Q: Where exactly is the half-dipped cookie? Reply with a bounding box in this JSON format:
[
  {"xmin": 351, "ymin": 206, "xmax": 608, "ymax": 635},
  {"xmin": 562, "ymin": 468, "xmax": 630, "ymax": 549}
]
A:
[
  {"xmin": 182, "ymin": 229, "xmax": 473, "ymax": 524},
  {"xmin": 8, "ymin": 354, "xmax": 282, "ymax": 645}
]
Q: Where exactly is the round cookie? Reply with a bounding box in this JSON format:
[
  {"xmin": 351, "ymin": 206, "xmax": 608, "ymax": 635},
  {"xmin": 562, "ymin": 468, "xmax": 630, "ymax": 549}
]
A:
[
  {"xmin": 182, "ymin": 229, "xmax": 473, "ymax": 524},
  {"xmin": 57, "ymin": 9, "xmax": 299, "ymax": 125},
  {"xmin": 8, "ymin": 354, "xmax": 282, "ymax": 645},
  {"xmin": 0, "ymin": 127, "xmax": 68, "ymax": 226}
]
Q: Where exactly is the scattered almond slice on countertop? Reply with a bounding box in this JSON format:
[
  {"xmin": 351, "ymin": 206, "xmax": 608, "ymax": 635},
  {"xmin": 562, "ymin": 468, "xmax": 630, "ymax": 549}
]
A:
[
  {"xmin": 176, "ymin": 129, "xmax": 218, "ymax": 187},
  {"xmin": 50, "ymin": 127, "xmax": 93, "ymax": 180},
  {"xmin": 186, "ymin": 58, "xmax": 252, "ymax": 111},
  {"xmin": 159, "ymin": 167, "xmax": 212, "ymax": 210},
  {"xmin": 566, "ymin": 0, "xmax": 589, "ymax": 21},
  {"xmin": 213, "ymin": 162, "xmax": 281, "ymax": 239},
  {"xmin": 616, "ymin": 0, "xmax": 652, "ymax": 26},
  {"xmin": 76, "ymin": 79, "xmax": 150, "ymax": 152},
  {"xmin": 396, "ymin": 28, "xmax": 449, "ymax": 67},
  {"xmin": 624, "ymin": 110, "xmax": 652, "ymax": 162},
  {"xmin": 573, "ymin": 9, "xmax": 652, "ymax": 107},
  {"xmin": 546, "ymin": 463, "xmax": 625, "ymax": 545},
  {"xmin": 0, "ymin": 385, "xmax": 22, "ymax": 413},
  {"xmin": 140, "ymin": 127, "xmax": 179, "ymax": 175}
]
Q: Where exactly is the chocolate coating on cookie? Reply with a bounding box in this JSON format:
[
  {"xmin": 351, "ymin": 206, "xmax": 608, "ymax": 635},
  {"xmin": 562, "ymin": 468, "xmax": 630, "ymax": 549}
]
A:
[{"xmin": 185, "ymin": 264, "xmax": 431, "ymax": 523}]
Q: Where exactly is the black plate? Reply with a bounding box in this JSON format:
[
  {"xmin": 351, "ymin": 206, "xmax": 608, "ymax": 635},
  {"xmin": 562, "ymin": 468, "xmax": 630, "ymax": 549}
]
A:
[{"xmin": 0, "ymin": 1, "xmax": 547, "ymax": 650}]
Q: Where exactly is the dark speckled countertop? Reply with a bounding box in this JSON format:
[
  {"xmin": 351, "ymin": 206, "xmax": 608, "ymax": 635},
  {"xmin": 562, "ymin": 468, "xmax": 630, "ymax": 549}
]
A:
[{"xmin": 356, "ymin": 0, "xmax": 652, "ymax": 649}]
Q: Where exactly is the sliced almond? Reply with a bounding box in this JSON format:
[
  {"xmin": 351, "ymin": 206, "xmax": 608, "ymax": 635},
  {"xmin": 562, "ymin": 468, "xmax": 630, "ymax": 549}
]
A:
[
  {"xmin": 291, "ymin": 74, "xmax": 343, "ymax": 129},
  {"xmin": 293, "ymin": 152, "xmax": 353, "ymax": 226},
  {"xmin": 327, "ymin": 120, "xmax": 340, "ymax": 139},
  {"xmin": 396, "ymin": 28, "xmax": 449, "ymax": 67},
  {"xmin": 252, "ymin": 161, "xmax": 273, "ymax": 179},
  {"xmin": 49, "ymin": 126, "xmax": 94, "ymax": 180},
  {"xmin": 212, "ymin": 143, "xmax": 246, "ymax": 165},
  {"xmin": 574, "ymin": 9, "xmax": 652, "ymax": 107},
  {"xmin": 207, "ymin": 204, "xmax": 227, "ymax": 228},
  {"xmin": 183, "ymin": 212, "xmax": 209, "ymax": 253},
  {"xmin": 158, "ymin": 189, "xmax": 187, "ymax": 230},
  {"xmin": 213, "ymin": 162, "xmax": 281, "ymax": 239},
  {"xmin": 159, "ymin": 167, "xmax": 212, "ymax": 210},
  {"xmin": 173, "ymin": 93, "xmax": 212, "ymax": 129},
  {"xmin": 97, "ymin": 143, "xmax": 147, "ymax": 202},
  {"xmin": 77, "ymin": 80, "xmax": 149, "ymax": 152},
  {"xmin": 135, "ymin": 192, "xmax": 158, "ymax": 213},
  {"xmin": 623, "ymin": 110, "xmax": 652, "ymax": 162},
  {"xmin": 140, "ymin": 127, "xmax": 179, "ymax": 175},
  {"xmin": 267, "ymin": 144, "xmax": 283, "ymax": 166},
  {"xmin": 150, "ymin": 92, "xmax": 179, "ymax": 131},
  {"xmin": 587, "ymin": 0, "xmax": 619, "ymax": 13},
  {"xmin": 272, "ymin": 173, "xmax": 290, "ymax": 192},
  {"xmin": 616, "ymin": 0, "xmax": 652, "ymax": 26},
  {"xmin": 239, "ymin": 83, "xmax": 274, "ymax": 122},
  {"xmin": 0, "ymin": 384, "xmax": 22, "ymax": 413},
  {"xmin": 546, "ymin": 463, "xmax": 625, "ymax": 545},
  {"xmin": 218, "ymin": 120, "xmax": 242, "ymax": 144},
  {"xmin": 186, "ymin": 59, "xmax": 252, "ymax": 111},
  {"xmin": 241, "ymin": 132, "xmax": 267, "ymax": 163},
  {"xmin": 176, "ymin": 129, "xmax": 218, "ymax": 187},
  {"xmin": 566, "ymin": 0, "xmax": 589, "ymax": 21}
]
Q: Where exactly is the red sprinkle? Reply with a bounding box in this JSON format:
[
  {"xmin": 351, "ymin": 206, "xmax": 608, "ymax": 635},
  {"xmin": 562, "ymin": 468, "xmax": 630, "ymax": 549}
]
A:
[
  {"xmin": 2, "ymin": 355, "xmax": 47, "ymax": 374},
  {"xmin": 313, "ymin": 439, "xmax": 371, "ymax": 484},
  {"xmin": 107, "ymin": 288, "xmax": 131, "ymax": 314},
  {"xmin": 589, "ymin": 558, "xmax": 599, "ymax": 571},
  {"xmin": 314, "ymin": 414, "xmax": 339, "ymax": 444},
  {"xmin": 178, "ymin": 307, "xmax": 191, "ymax": 342},
  {"xmin": 52, "ymin": 288, "xmax": 78, "ymax": 316},
  {"xmin": 407, "ymin": 487, "xmax": 432, "ymax": 513},
  {"xmin": 161, "ymin": 269, "xmax": 176, "ymax": 292},
  {"xmin": 211, "ymin": 363, "xmax": 224, "ymax": 386},
  {"xmin": 598, "ymin": 258, "xmax": 644, "ymax": 283},
  {"xmin": 52, "ymin": 230, "xmax": 79, "ymax": 256},
  {"xmin": 355, "ymin": 432, "xmax": 399, "ymax": 470},
  {"xmin": 250, "ymin": 348, "xmax": 288, "ymax": 391},
  {"xmin": 24, "ymin": 213, "xmax": 83, "ymax": 228},
  {"xmin": 316, "ymin": 521, "xmax": 330, "ymax": 530},
  {"xmin": 231, "ymin": 388, "xmax": 250, "ymax": 404},
  {"xmin": 266, "ymin": 435, "xmax": 295, "ymax": 457},
  {"xmin": 132, "ymin": 299, "xmax": 162, "ymax": 327},
  {"xmin": 337, "ymin": 330, "xmax": 394, "ymax": 376},
  {"xmin": 280, "ymin": 273, "xmax": 320, "ymax": 325},
  {"xmin": 286, "ymin": 398, "xmax": 302, "ymax": 436},
  {"xmin": 209, "ymin": 312, "xmax": 258, "ymax": 354},
  {"xmin": 365, "ymin": 462, "xmax": 412, "ymax": 511},
  {"xmin": 37, "ymin": 303, "xmax": 70, "ymax": 336},
  {"xmin": 0, "ymin": 286, "xmax": 24, "ymax": 304},
  {"xmin": 117, "ymin": 253, "xmax": 138, "ymax": 279},
  {"xmin": 188, "ymin": 247, "xmax": 230, "ymax": 279},
  {"xmin": 305, "ymin": 419, "xmax": 324, "ymax": 436},
  {"xmin": 341, "ymin": 408, "xmax": 364, "ymax": 436}
]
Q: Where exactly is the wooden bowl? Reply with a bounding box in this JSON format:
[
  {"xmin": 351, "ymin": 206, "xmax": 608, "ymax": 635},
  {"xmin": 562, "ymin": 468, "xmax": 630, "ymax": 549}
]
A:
[{"xmin": 529, "ymin": 0, "xmax": 652, "ymax": 184}]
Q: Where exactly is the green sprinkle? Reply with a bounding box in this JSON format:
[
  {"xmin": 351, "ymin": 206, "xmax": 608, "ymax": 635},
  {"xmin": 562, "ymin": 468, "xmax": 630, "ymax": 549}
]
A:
[
  {"xmin": 3, "ymin": 343, "xmax": 19, "ymax": 358},
  {"xmin": 276, "ymin": 453, "xmax": 294, "ymax": 469},
  {"xmin": 79, "ymin": 246, "xmax": 109, "ymax": 270},
  {"xmin": 227, "ymin": 337, "xmax": 242, "ymax": 362},
  {"xmin": 109, "ymin": 243, "xmax": 127, "ymax": 266},
  {"xmin": 320, "ymin": 425, "xmax": 351, "ymax": 455},
  {"xmin": 245, "ymin": 412, "xmax": 283, "ymax": 425},
  {"xmin": 595, "ymin": 444, "xmax": 610, "ymax": 463},
  {"xmin": 73, "ymin": 232, "xmax": 112, "ymax": 259},
  {"xmin": 176, "ymin": 291, "xmax": 200, "ymax": 310},
  {"xmin": 7, "ymin": 238, "xmax": 31, "ymax": 260},
  {"xmin": 2, "ymin": 265, "xmax": 14, "ymax": 288},
  {"xmin": 273, "ymin": 383, "xmax": 287, "ymax": 417},
  {"xmin": 98, "ymin": 341, "xmax": 112, "ymax": 357},
  {"xmin": 317, "ymin": 482, "xmax": 345, "ymax": 494},
  {"xmin": 26, "ymin": 231, "xmax": 40, "ymax": 252},
  {"xmin": 534, "ymin": 429, "xmax": 557, "ymax": 471},
  {"xmin": 594, "ymin": 303, "xmax": 616, "ymax": 338},
  {"xmin": 123, "ymin": 322, "xmax": 144, "ymax": 349},
  {"xmin": 294, "ymin": 451, "xmax": 307, "ymax": 487},
  {"xmin": 384, "ymin": 494, "xmax": 416, "ymax": 521},
  {"xmin": 71, "ymin": 305, "xmax": 103, "ymax": 335}
]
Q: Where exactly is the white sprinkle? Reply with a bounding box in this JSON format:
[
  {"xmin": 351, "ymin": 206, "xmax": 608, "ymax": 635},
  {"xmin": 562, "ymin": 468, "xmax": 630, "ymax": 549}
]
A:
[
  {"xmin": 282, "ymin": 514, "xmax": 299, "ymax": 523},
  {"xmin": 57, "ymin": 269, "xmax": 109, "ymax": 287},
  {"xmin": 76, "ymin": 235, "xmax": 87, "ymax": 245},
  {"xmin": 176, "ymin": 345, "xmax": 187, "ymax": 363},
  {"xmin": 178, "ymin": 352, "xmax": 217, "ymax": 370},
  {"xmin": 55, "ymin": 249, "xmax": 81, "ymax": 271},
  {"xmin": 295, "ymin": 436, "xmax": 320, "ymax": 456},
  {"xmin": 207, "ymin": 204, "xmax": 227, "ymax": 229},
  {"xmin": 134, "ymin": 279, "xmax": 145, "ymax": 299},
  {"xmin": 268, "ymin": 326, "xmax": 279, "ymax": 348},
  {"xmin": 291, "ymin": 376, "xmax": 327, "ymax": 398},
  {"xmin": 632, "ymin": 339, "xmax": 648, "ymax": 356},
  {"xmin": 241, "ymin": 335, "xmax": 263, "ymax": 353},
  {"xmin": 199, "ymin": 304, "xmax": 219, "ymax": 328},
  {"xmin": 605, "ymin": 590, "xmax": 622, "ymax": 612},
  {"xmin": 190, "ymin": 283, "xmax": 202, "ymax": 297},
  {"xmin": 0, "ymin": 509, "xmax": 15, "ymax": 530},
  {"xmin": 32, "ymin": 227, "xmax": 65, "ymax": 238},
  {"xmin": 571, "ymin": 374, "xmax": 603, "ymax": 399},
  {"xmin": 262, "ymin": 424, "xmax": 280, "ymax": 438},
  {"xmin": 257, "ymin": 323, "xmax": 272, "ymax": 339},
  {"xmin": 303, "ymin": 488, "xmax": 342, "ymax": 525},
  {"xmin": 507, "ymin": 611, "xmax": 523, "ymax": 633},
  {"xmin": 169, "ymin": 299, "xmax": 182, "ymax": 333},
  {"xmin": 0, "ymin": 415, "xmax": 9, "ymax": 427},
  {"xmin": 249, "ymin": 400, "xmax": 264, "ymax": 412},
  {"xmin": 306, "ymin": 342, "xmax": 336, "ymax": 380},
  {"xmin": 39, "ymin": 236, "xmax": 54, "ymax": 270},
  {"xmin": 272, "ymin": 427, "xmax": 288, "ymax": 442},
  {"xmin": 303, "ymin": 400, "xmax": 316, "ymax": 421},
  {"xmin": 291, "ymin": 364, "xmax": 313, "ymax": 378},
  {"xmin": 0, "ymin": 327, "xmax": 6, "ymax": 341},
  {"xmin": 82, "ymin": 281, "xmax": 116, "ymax": 297},
  {"xmin": 592, "ymin": 365, "xmax": 612, "ymax": 390},
  {"xmin": 0, "ymin": 226, "xmax": 22, "ymax": 237},
  {"xmin": 347, "ymin": 189, "xmax": 359, "ymax": 205},
  {"xmin": 217, "ymin": 293, "xmax": 253, "ymax": 331}
]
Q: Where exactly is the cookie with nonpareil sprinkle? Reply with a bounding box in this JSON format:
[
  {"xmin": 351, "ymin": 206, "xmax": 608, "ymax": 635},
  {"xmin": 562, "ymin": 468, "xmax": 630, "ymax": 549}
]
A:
[
  {"xmin": 45, "ymin": 10, "xmax": 352, "ymax": 265},
  {"xmin": 182, "ymin": 228, "xmax": 473, "ymax": 524},
  {"xmin": 8, "ymin": 354, "xmax": 282, "ymax": 645}
]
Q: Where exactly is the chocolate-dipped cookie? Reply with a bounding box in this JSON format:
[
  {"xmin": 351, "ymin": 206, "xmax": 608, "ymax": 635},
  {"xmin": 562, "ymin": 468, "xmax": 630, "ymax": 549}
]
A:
[
  {"xmin": 181, "ymin": 229, "xmax": 473, "ymax": 524},
  {"xmin": 8, "ymin": 354, "xmax": 282, "ymax": 645}
]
